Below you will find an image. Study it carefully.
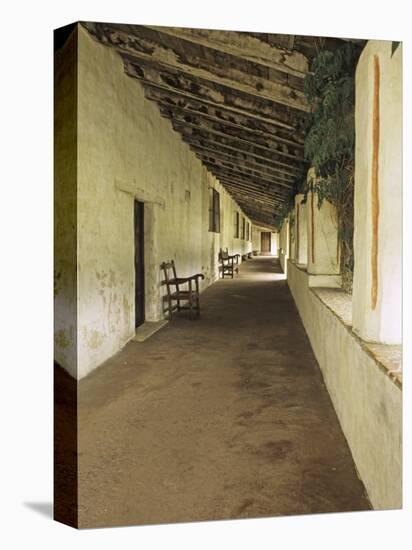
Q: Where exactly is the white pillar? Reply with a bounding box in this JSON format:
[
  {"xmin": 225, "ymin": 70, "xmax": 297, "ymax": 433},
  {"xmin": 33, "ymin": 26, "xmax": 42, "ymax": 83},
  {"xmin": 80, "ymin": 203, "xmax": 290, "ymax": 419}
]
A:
[
  {"xmin": 352, "ymin": 41, "xmax": 402, "ymax": 344},
  {"xmin": 271, "ymin": 232, "xmax": 279, "ymax": 256},
  {"xmin": 294, "ymin": 194, "xmax": 308, "ymax": 265},
  {"xmin": 279, "ymin": 218, "xmax": 289, "ymax": 274},
  {"xmin": 307, "ymin": 191, "xmax": 339, "ymax": 275},
  {"xmin": 306, "ymin": 168, "xmax": 341, "ymax": 287},
  {"xmin": 289, "ymin": 216, "xmax": 295, "ymax": 261},
  {"xmin": 285, "ymin": 217, "xmax": 290, "ymax": 257}
]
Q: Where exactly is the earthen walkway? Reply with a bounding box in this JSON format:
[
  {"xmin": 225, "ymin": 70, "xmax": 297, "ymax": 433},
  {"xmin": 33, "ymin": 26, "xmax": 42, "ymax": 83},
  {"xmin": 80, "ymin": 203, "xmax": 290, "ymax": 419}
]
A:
[{"xmin": 77, "ymin": 257, "xmax": 370, "ymax": 528}]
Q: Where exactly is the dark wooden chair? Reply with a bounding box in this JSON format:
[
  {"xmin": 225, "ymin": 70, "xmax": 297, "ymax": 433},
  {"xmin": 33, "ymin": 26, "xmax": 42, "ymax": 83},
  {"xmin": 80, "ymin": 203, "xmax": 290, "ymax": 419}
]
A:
[
  {"xmin": 218, "ymin": 248, "xmax": 240, "ymax": 279},
  {"xmin": 161, "ymin": 260, "xmax": 204, "ymax": 320}
]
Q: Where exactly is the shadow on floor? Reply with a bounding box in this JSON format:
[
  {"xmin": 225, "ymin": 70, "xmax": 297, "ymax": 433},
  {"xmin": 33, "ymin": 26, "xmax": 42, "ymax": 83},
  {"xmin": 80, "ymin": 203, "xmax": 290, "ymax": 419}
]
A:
[{"xmin": 23, "ymin": 501, "xmax": 53, "ymax": 519}]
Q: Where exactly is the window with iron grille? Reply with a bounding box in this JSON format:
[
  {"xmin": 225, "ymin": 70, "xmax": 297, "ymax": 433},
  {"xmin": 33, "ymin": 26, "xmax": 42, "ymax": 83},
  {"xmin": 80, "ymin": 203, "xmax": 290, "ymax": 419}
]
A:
[
  {"xmin": 209, "ymin": 188, "xmax": 220, "ymax": 233},
  {"xmin": 241, "ymin": 217, "xmax": 246, "ymax": 239},
  {"xmin": 246, "ymin": 221, "xmax": 250, "ymax": 241},
  {"xmin": 234, "ymin": 211, "xmax": 239, "ymax": 238}
]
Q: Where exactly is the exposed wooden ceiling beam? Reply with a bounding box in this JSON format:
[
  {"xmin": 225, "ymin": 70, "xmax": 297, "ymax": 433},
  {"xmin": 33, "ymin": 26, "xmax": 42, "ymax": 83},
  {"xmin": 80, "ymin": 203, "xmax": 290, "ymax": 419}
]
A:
[
  {"xmin": 178, "ymin": 131, "xmax": 305, "ymax": 175},
  {"xmin": 217, "ymin": 181, "xmax": 283, "ymax": 207},
  {"xmin": 147, "ymin": 26, "xmax": 309, "ymax": 78},
  {"xmin": 209, "ymin": 177, "xmax": 290, "ymax": 204},
  {"xmin": 160, "ymin": 110, "xmax": 304, "ymax": 161},
  {"xmin": 212, "ymin": 171, "xmax": 292, "ymax": 201},
  {"xmin": 188, "ymin": 144, "xmax": 296, "ymax": 181},
  {"xmin": 79, "ymin": 21, "xmax": 322, "ymax": 229},
  {"xmin": 175, "ymin": 124, "xmax": 304, "ymax": 170},
  {"xmin": 235, "ymin": 200, "xmax": 279, "ymax": 224},
  {"xmin": 156, "ymin": 100, "xmax": 304, "ymax": 150},
  {"xmin": 193, "ymin": 152, "xmax": 295, "ymax": 184},
  {"xmin": 203, "ymin": 162, "xmax": 293, "ymax": 193},
  {"xmin": 183, "ymin": 136, "xmax": 302, "ymax": 179},
  {"xmin": 204, "ymin": 171, "xmax": 292, "ymax": 200},
  {"xmin": 235, "ymin": 204, "xmax": 277, "ymax": 224},
  {"xmin": 143, "ymin": 86, "xmax": 305, "ymax": 144},
  {"xmin": 124, "ymin": 62, "xmax": 304, "ymax": 131},
  {"xmin": 232, "ymin": 200, "xmax": 277, "ymax": 220},
  {"xmin": 83, "ymin": 23, "xmax": 309, "ymax": 111},
  {"xmin": 214, "ymin": 176, "xmax": 287, "ymax": 202}
]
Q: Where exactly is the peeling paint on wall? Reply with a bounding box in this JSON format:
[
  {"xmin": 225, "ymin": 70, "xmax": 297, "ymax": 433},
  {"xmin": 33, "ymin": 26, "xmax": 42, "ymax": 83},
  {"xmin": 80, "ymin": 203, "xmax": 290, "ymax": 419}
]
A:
[
  {"xmin": 54, "ymin": 329, "xmax": 72, "ymax": 349},
  {"xmin": 75, "ymin": 26, "xmax": 253, "ymax": 379}
]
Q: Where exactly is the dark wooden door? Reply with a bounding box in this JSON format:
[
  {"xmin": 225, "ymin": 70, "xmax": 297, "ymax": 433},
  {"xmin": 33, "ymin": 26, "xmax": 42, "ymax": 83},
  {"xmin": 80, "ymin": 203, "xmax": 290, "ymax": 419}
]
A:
[
  {"xmin": 261, "ymin": 232, "xmax": 271, "ymax": 254},
  {"xmin": 134, "ymin": 200, "xmax": 145, "ymax": 328}
]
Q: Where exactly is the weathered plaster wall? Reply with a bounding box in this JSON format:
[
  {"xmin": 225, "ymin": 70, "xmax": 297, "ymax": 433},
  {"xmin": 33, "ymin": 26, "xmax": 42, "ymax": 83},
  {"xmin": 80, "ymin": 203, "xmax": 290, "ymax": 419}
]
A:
[
  {"xmin": 75, "ymin": 26, "xmax": 251, "ymax": 379},
  {"xmin": 251, "ymin": 226, "xmax": 261, "ymax": 252},
  {"xmin": 218, "ymin": 192, "xmax": 252, "ymax": 262},
  {"xmin": 288, "ymin": 260, "xmax": 402, "ymax": 509},
  {"xmin": 352, "ymin": 41, "xmax": 402, "ymax": 344},
  {"xmin": 54, "ymin": 28, "xmax": 78, "ymax": 378}
]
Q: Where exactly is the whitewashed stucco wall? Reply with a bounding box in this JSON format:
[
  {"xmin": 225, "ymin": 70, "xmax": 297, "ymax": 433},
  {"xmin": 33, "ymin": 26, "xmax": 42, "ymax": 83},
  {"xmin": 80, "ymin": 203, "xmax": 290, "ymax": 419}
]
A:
[
  {"xmin": 251, "ymin": 226, "xmax": 261, "ymax": 252},
  {"xmin": 55, "ymin": 26, "xmax": 252, "ymax": 379},
  {"xmin": 287, "ymin": 261, "xmax": 402, "ymax": 510},
  {"xmin": 76, "ymin": 26, "xmax": 252, "ymax": 378}
]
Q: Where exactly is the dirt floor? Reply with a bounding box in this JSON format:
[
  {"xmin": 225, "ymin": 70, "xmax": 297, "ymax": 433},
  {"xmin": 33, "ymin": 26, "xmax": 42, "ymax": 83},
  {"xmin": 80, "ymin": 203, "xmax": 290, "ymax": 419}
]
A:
[{"xmin": 76, "ymin": 257, "xmax": 370, "ymax": 528}]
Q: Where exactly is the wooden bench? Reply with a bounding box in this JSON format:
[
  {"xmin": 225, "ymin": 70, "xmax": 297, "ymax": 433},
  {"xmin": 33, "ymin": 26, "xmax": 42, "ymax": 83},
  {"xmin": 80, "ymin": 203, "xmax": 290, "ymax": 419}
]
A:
[
  {"xmin": 241, "ymin": 252, "xmax": 253, "ymax": 261},
  {"xmin": 161, "ymin": 260, "xmax": 204, "ymax": 320},
  {"xmin": 218, "ymin": 248, "xmax": 240, "ymax": 279}
]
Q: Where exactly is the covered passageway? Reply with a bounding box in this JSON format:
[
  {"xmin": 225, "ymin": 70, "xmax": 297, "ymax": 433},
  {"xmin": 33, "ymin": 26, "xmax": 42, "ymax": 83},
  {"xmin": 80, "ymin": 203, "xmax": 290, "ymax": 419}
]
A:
[{"xmin": 54, "ymin": 23, "xmax": 402, "ymax": 528}]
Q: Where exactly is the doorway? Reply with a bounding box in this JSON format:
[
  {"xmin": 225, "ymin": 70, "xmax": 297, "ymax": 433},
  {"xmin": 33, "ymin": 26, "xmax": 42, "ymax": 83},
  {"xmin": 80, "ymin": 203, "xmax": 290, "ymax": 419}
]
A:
[
  {"xmin": 134, "ymin": 200, "xmax": 145, "ymax": 328},
  {"xmin": 261, "ymin": 232, "xmax": 271, "ymax": 255}
]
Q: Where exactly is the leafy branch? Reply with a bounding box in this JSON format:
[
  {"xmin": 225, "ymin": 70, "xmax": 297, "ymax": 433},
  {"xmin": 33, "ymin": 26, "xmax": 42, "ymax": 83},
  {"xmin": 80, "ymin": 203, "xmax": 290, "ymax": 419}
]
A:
[{"xmin": 301, "ymin": 42, "xmax": 360, "ymax": 291}]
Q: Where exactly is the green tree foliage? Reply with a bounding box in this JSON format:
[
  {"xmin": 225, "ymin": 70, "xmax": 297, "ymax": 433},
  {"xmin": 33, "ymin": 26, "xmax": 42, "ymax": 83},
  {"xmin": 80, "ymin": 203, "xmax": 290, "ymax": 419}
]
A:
[
  {"xmin": 273, "ymin": 192, "xmax": 295, "ymax": 229},
  {"xmin": 303, "ymin": 43, "xmax": 359, "ymax": 290}
]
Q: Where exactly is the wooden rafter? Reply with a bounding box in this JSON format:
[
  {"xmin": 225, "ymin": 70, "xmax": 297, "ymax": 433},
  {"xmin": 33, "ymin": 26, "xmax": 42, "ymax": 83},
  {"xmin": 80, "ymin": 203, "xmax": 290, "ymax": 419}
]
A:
[
  {"xmin": 178, "ymin": 130, "xmax": 304, "ymax": 175},
  {"xmin": 147, "ymin": 26, "xmax": 309, "ymax": 78},
  {"xmin": 188, "ymin": 144, "xmax": 297, "ymax": 181},
  {"xmin": 80, "ymin": 22, "xmax": 359, "ymax": 226},
  {"xmin": 193, "ymin": 152, "xmax": 295, "ymax": 184},
  {"xmin": 202, "ymin": 163, "xmax": 293, "ymax": 193},
  {"xmin": 161, "ymin": 110, "xmax": 304, "ymax": 161},
  {"xmin": 83, "ymin": 23, "xmax": 309, "ymax": 112},
  {"xmin": 144, "ymin": 86, "xmax": 305, "ymax": 144},
  {"xmin": 124, "ymin": 61, "xmax": 304, "ymax": 131}
]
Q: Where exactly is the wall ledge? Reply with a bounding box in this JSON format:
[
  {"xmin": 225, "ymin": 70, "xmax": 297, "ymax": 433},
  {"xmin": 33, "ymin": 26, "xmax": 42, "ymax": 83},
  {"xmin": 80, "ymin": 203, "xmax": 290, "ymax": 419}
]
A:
[
  {"xmin": 290, "ymin": 261, "xmax": 402, "ymax": 389},
  {"xmin": 287, "ymin": 258, "xmax": 402, "ymax": 508}
]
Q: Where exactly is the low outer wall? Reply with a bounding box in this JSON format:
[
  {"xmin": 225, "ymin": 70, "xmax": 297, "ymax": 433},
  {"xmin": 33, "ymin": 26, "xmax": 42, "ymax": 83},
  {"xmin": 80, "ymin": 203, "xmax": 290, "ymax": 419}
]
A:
[
  {"xmin": 287, "ymin": 260, "xmax": 401, "ymax": 510},
  {"xmin": 279, "ymin": 252, "xmax": 288, "ymax": 274}
]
